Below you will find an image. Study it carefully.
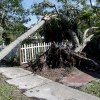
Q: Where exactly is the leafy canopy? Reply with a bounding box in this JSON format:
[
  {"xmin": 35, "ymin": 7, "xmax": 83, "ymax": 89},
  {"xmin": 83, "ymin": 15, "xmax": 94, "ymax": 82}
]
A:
[
  {"xmin": 31, "ymin": 0, "xmax": 100, "ymax": 42},
  {"xmin": 0, "ymin": 0, "xmax": 29, "ymax": 42}
]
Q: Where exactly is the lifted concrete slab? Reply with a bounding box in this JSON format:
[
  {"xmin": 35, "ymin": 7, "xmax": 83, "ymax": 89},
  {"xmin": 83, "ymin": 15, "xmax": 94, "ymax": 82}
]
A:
[
  {"xmin": 0, "ymin": 67, "xmax": 32, "ymax": 78},
  {"xmin": 6, "ymin": 74, "xmax": 52, "ymax": 90},
  {"xmin": 24, "ymin": 82, "xmax": 100, "ymax": 100}
]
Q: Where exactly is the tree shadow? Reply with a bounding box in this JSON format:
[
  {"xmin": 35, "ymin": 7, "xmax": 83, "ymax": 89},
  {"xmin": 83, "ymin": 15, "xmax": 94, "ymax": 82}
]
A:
[{"xmin": 77, "ymin": 66, "xmax": 100, "ymax": 79}]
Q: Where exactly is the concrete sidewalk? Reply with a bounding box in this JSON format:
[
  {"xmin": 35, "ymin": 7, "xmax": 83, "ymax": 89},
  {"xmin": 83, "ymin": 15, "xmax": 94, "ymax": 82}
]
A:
[{"xmin": 0, "ymin": 67, "xmax": 100, "ymax": 100}]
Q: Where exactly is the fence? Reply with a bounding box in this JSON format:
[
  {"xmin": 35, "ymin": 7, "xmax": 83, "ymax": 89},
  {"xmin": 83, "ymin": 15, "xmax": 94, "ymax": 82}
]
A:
[{"xmin": 20, "ymin": 42, "xmax": 66, "ymax": 64}]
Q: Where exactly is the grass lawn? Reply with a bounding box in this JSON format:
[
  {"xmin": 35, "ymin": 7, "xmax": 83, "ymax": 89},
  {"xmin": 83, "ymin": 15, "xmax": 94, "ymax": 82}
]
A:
[
  {"xmin": 0, "ymin": 74, "xmax": 31, "ymax": 100},
  {"xmin": 83, "ymin": 81, "xmax": 100, "ymax": 98}
]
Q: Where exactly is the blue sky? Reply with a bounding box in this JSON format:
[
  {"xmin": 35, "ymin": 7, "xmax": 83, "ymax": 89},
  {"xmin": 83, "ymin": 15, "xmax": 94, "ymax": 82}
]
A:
[
  {"xmin": 22, "ymin": 0, "xmax": 36, "ymax": 27},
  {"xmin": 22, "ymin": 0, "xmax": 59, "ymax": 27},
  {"xmin": 22, "ymin": 0, "xmax": 97, "ymax": 27}
]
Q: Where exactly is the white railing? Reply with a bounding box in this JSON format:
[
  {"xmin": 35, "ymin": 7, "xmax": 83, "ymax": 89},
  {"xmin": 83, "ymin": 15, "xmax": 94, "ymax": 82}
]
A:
[{"xmin": 20, "ymin": 42, "xmax": 66, "ymax": 64}]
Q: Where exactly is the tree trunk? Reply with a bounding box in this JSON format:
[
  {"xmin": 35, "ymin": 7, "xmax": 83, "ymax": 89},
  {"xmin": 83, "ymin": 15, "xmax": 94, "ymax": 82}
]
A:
[
  {"xmin": 74, "ymin": 27, "xmax": 99, "ymax": 52},
  {"xmin": 0, "ymin": 20, "xmax": 45, "ymax": 60},
  {"xmin": 68, "ymin": 29, "xmax": 79, "ymax": 50}
]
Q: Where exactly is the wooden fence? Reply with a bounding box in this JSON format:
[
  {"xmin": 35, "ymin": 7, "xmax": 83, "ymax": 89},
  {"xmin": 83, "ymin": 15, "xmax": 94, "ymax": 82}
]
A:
[{"xmin": 20, "ymin": 42, "xmax": 66, "ymax": 64}]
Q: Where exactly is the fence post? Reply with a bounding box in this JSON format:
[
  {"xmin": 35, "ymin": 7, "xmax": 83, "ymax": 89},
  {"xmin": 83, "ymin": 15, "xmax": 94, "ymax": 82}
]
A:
[
  {"xmin": 20, "ymin": 42, "xmax": 54, "ymax": 64},
  {"xmin": 19, "ymin": 44, "xmax": 22, "ymax": 65}
]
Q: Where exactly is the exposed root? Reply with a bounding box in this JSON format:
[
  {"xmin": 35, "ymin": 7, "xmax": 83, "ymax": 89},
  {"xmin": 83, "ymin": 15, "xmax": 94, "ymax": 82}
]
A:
[{"xmin": 28, "ymin": 42, "xmax": 100, "ymax": 73}]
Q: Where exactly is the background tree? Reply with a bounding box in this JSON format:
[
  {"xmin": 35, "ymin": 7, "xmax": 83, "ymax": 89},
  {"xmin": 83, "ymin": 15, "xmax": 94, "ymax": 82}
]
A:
[
  {"xmin": 0, "ymin": 0, "xmax": 30, "ymax": 44},
  {"xmin": 0, "ymin": 26, "xmax": 3, "ymax": 44}
]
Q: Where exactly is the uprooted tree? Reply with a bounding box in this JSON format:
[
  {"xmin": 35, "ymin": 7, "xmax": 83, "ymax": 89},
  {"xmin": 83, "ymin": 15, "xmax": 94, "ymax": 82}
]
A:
[
  {"xmin": 28, "ymin": 0, "xmax": 100, "ymax": 72},
  {"xmin": 0, "ymin": 0, "xmax": 100, "ymax": 73}
]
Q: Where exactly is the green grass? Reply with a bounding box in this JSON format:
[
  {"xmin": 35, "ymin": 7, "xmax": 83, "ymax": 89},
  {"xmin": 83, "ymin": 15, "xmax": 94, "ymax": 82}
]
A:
[
  {"xmin": 84, "ymin": 81, "xmax": 100, "ymax": 97},
  {"xmin": 0, "ymin": 74, "xmax": 31, "ymax": 100}
]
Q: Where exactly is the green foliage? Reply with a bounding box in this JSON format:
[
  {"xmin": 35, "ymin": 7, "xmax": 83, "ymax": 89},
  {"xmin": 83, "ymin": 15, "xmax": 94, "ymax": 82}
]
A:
[
  {"xmin": 80, "ymin": 10, "xmax": 94, "ymax": 20},
  {"xmin": 0, "ymin": 0, "xmax": 29, "ymax": 43},
  {"xmin": 91, "ymin": 30, "xmax": 100, "ymax": 44},
  {"xmin": 0, "ymin": 26, "xmax": 3, "ymax": 34},
  {"xmin": 85, "ymin": 81, "xmax": 100, "ymax": 97},
  {"xmin": 0, "ymin": 86, "xmax": 15, "ymax": 100},
  {"xmin": 32, "ymin": 0, "xmax": 86, "ymax": 42},
  {"xmin": 0, "ymin": 0, "xmax": 29, "ymax": 24},
  {"xmin": 31, "ymin": 0, "xmax": 100, "ymax": 44},
  {"xmin": 0, "ymin": 75, "xmax": 29, "ymax": 100},
  {"xmin": 32, "ymin": 1, "xmax": 54, "ymax": 16},
  {"xmin": 79, "ymin": 10, "xmax": 95, "ymax": 27}
]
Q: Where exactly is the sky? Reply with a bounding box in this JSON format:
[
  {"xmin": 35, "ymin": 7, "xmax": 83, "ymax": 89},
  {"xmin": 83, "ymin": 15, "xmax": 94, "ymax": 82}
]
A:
[
  {"xmin": 22, "ymin": 0, "xmax": 59, "ymax": 27},
  {"xmin": 22, "ymin": 0, "xmax": 97, "ymax": 27},
  {"xmin": 22, "ymin": 0, "xmax": 36, "ymax": 27}
]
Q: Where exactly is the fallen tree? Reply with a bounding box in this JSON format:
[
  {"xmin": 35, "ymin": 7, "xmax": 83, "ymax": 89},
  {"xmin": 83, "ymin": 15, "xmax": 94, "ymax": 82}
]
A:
[
  {"xmin": 0, "ymin": 14, "xmax": 99, "ymax": 73},
  {"xmin": 27, "ymin": 17, "xmax": 100, "ymax": 72},
  {"xmin": 28, "ymin": 41, "xmax": 100, "ymax": 73},
  {"xmin": 0, "ymin": 13, "xmax": 100, "ymax": 74}
]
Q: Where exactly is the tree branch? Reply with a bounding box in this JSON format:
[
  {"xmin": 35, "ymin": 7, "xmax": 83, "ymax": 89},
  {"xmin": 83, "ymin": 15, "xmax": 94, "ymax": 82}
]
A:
[
  {"xmin": 39, "ymin": 2, "xmax": 59, "ymax": 15},
  {"xmin": 72, "ymin": 52, "xmax": 100, "ymax": 70},
  {"xmin": 90, "ymin": 0, "xmax": 93, "ymax": 8},
  {"xmin": 73, "ymin": 27, "xmax": 100, "ymax": 52},
  {"xmin": 90, "ymin": 0, "xmax": 100, "ymax": 9},
  {"xmin": 83, "ymin": 27, "xmax": 99, "ymax": 42},
  {"xmin": 68, "ymin": 29, "xmax": 79, "ymax": 50}
]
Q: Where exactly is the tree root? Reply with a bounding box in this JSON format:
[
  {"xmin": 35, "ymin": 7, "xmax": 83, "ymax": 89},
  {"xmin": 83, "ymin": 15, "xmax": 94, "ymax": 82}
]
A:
[{"xmin": 28, "ymin": 42, "xmax": 100, "ymax": 73}]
